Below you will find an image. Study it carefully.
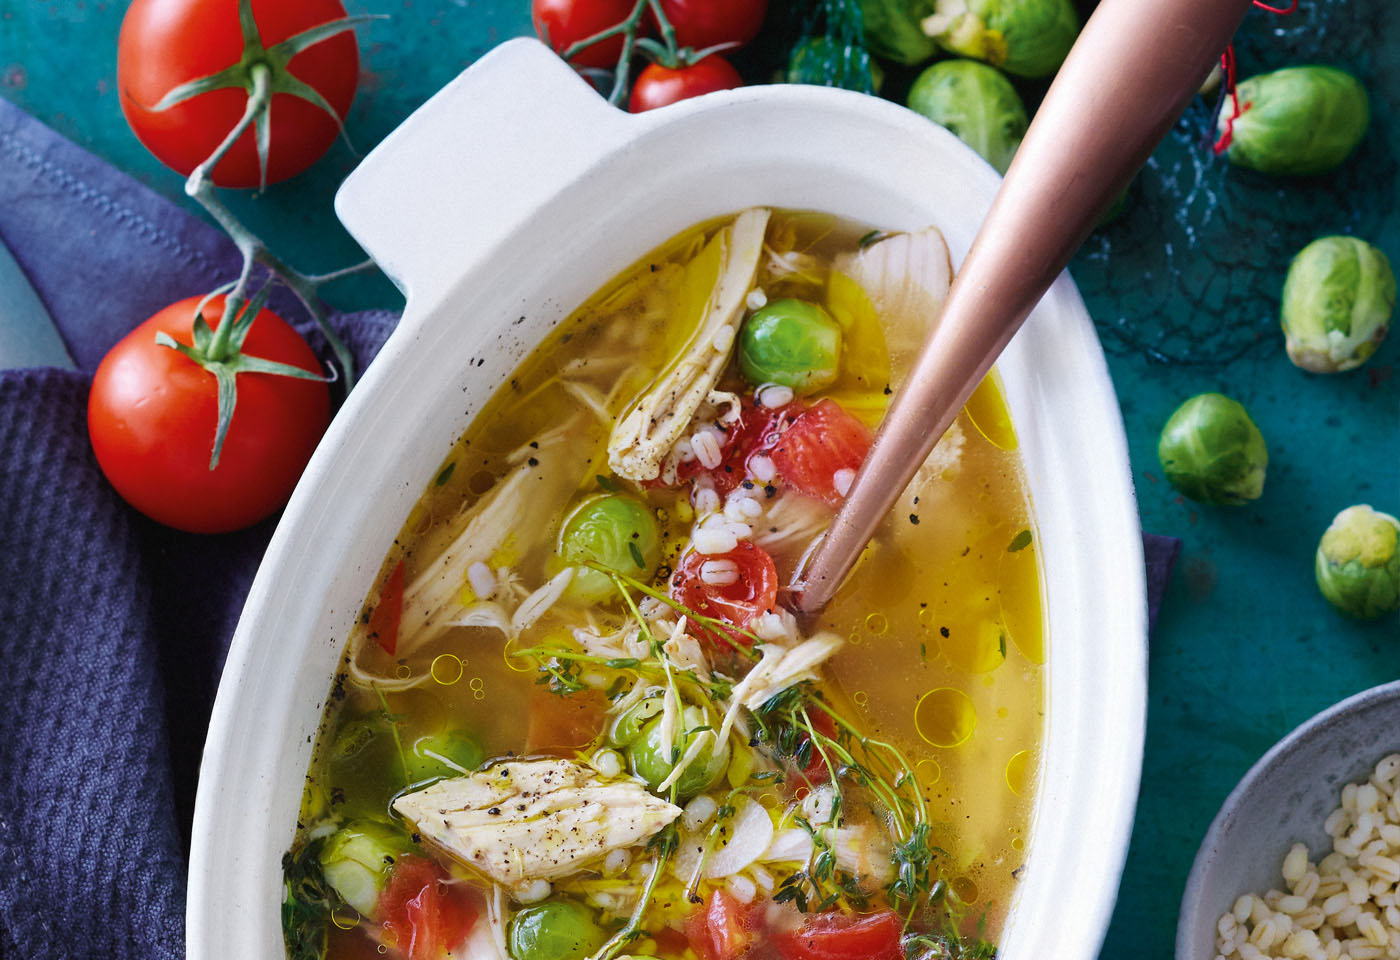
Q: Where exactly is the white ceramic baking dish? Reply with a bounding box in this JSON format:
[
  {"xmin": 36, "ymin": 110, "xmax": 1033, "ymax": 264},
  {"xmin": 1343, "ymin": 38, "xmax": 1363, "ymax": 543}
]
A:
[{"xmin": 187, "ymin": 37, "xmax": 1146, "ymax": 960}]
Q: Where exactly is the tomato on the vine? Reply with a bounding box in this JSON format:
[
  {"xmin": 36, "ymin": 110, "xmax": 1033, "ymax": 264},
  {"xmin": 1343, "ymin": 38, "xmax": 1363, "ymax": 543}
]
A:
[
  {"xmin": 117, "ymin": 0, "xmax": 360, "ymax": 187},
  {"xmin": 532, "ymin": 0, "xmax": 639, "ymax": 70},
  {"xmin": 88, "ymin": 295, "xmax": 330, "ymax": 534},
  {"xmin": 629, "ymin": 56, "xmax": 744, "ymax": 112},
  {"xmin": 656, "ymin": 0, "xmax": 768, "ymax": 51}
]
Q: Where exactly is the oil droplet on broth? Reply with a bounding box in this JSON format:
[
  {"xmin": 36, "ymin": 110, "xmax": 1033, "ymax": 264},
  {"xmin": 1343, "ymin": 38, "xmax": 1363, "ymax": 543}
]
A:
[
  {"xmin": 431, "ymin": 654, "xmax": 464, "ymax": 686},
  {"xmin": 963, "ymin": 373, "xmax": 1018, "ymax": 451},
  {"xmin": 853, "ymin": 690, "xmax": 869, "ymax": 707},
  {"xmin": 394, "ymin": 664, "xmax": 412, "ymax": 680},
  {"xmin": 915, "ymin": 688, "xmax": 977, "ymax": 747},
  {"xmin": 864, "ymin": 612, "xmax": 889, "ymax": 635},
  {"xmin": 942, "ymin": 618, "xmax": 1007, "ymax": 674},
  {"xmin": 330, "ymin": 904, "xmax": 361, "ymax": 930},
  {"xmin": 916, "ymin": 757, "xmax": 942, "ymax": 784},
  {"xmin": 1005, "ymin": 749, "xmax": 1032, "ymax": 797},
  {"xmin": 952, "ymin": 876, "xmax": 980, "ymax": 904}
]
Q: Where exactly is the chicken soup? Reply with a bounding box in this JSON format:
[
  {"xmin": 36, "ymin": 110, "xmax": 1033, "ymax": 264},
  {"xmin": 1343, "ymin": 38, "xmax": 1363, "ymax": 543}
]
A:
[{"xmin": 281, "ymin": 208, "xmax": 1045, "ymax": 960}]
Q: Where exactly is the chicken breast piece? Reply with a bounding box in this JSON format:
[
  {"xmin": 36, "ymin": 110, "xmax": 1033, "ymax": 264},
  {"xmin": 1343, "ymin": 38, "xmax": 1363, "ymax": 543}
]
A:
[
  {"xmin": 392, "ymin": 758, "xmax": 681, "ymax": 887},
  {"xmin": 608, "ymin": 207, "xmax": 771, "ymax": 483}
]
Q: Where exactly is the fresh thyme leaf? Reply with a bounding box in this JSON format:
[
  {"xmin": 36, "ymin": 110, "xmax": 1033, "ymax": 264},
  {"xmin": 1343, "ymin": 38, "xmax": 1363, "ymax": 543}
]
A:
[
  {"xmin": 596, "ymin": 474, "xmax": 618, "ymax": 492},
  {"xmin": 434, "ymin": 462, "xmax": 455, "ymax": 486},
  {"xmin": 605, "ymin": 658, "xmax": 641, "ymax": 669},
  {"xmin": 281, "ymin": 838, "xmax": 334, "ymax": 960},
  {"xmin": 627, "ymin": 540, "xmax": 645, "ymax": 569},
  {"xmin": 1007, "ymin": 529, "xmax": 1032, "ymax": 552},
  {"xmin": 999, "ymin": 632, "xmax": 1007, "ymax": 658},
  {"xmin": 858, "ymin": 229, "xmax": 889, "ymax": 248}
]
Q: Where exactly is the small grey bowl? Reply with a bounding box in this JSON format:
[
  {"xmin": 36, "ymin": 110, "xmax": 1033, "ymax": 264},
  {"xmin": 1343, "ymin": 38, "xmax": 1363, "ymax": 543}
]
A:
[{"xmin": 1177, "ymin": 680, "xmax": 1400, "ymax": 959}]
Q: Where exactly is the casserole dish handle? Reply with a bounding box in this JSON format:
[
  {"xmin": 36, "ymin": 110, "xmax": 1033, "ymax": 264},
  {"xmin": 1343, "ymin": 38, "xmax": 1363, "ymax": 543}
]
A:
[{"xmin": 335, "ymin": 38, "xmax": 630, "ymax": 305}]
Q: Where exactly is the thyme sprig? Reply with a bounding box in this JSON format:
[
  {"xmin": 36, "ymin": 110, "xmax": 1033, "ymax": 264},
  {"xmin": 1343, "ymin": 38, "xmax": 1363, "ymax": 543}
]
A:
[{"xmin": 752, "ymin": 683, "xmax": 938, "ymax": 917}]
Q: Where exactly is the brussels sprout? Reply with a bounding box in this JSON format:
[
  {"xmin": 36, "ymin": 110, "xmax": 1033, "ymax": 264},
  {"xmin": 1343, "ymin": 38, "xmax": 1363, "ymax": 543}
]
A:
[
  {"xmin": 922, "ymin": 0, "xmax": 1080, "ymax": 78},
  {"xmin": 628, "ymin": 703, "xmax": 730, "ymax": 800},
  {"xmin": 318, "ymin": 820, "xmax": 415, "ymax": 917},
  {"xmin": 557, "ymin": 494, "xmax": 662, "ymax": 603},
  {"xmin": 786, "ymin": 37, "xmax": 883, "ymax": 93},
  {"xmin": 1281, "ymin": 236, "xmax": 1395, "ymax": 373},
  {"xmin": 860, "ymin": 0, "xmax": 939, "ymax": 65},
  {"xmin": 609, "ymin": 695, "xmax": 665, "ymax": 748},
  {"xmin": 406, "ymin": 730, "xmax": 485, "ymax": 783},
  {"xmin": 508, "ymin": 899, "xmax": 608, "ymax": 960},
  {"xmin": 1219, "ymin": 66, "xmax": 1369, "ymax": 177},
  {"xmin": 739, "ymin": 299, "xmax": 843, "ymax": 394},
  {"xmin": 907, "ymin": 59, "xmax": 1028, "ymax": 175},
  {"xmin": 1315, "ymin": 505, "xmax": 1400, "ymax": 621},
  {"xmin": 1156, "ymin": 393, "xmax": 1268, "ymax": 505}
]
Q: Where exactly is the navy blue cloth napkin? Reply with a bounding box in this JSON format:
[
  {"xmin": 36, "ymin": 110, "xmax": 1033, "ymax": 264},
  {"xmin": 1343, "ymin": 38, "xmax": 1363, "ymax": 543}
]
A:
[{"xmin": 0, "ymin": 96, "xmax": 1179, "ymax": 960}]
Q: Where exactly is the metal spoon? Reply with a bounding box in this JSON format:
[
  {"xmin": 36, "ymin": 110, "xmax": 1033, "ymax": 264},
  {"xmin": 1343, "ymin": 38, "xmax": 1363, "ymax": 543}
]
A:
[{"xmin": 793, "ymin": 0, "xmax": 1255, "ymax": 614}]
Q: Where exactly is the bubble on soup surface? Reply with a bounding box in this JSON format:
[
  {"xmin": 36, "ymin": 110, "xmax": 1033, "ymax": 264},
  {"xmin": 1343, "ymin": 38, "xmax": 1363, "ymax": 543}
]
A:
[
  {"xmin": 915, "ymin": 687, "xmax": 977, "ymax": 747},
  {"xmin": 431, "ymin": 654, "xmax": 464, "ymax": 685},
  {"xmin": 1005, "ymin": 750, "xmax": 1032, "ymax": 797},
  {"xmin": 916, "ymin": 757, "xmax": 942, "ymax": 784}
]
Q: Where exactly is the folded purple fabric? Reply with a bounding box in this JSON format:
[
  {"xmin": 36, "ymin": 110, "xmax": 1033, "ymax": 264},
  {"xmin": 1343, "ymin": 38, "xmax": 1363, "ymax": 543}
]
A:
[{"xmin": 0, "ymin": 94, "xmax": 1180, "ymax": 959}]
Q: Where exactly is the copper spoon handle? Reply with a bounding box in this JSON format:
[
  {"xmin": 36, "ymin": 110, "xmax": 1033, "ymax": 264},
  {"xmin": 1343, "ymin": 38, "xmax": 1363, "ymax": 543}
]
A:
[{"xmin": 794, "ymin": 0, "xmax": 1254, "ymax": 614}]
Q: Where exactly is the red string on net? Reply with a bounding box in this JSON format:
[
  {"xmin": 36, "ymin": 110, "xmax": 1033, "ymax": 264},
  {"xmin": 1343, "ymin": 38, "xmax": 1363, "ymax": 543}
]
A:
[{"xmin": 1213, "ymin": 0, "xmax": 1300, "ymax": 154}]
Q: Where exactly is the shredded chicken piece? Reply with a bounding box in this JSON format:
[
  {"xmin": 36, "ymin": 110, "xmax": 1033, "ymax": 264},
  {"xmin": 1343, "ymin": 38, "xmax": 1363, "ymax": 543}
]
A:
[
  {"xmin": 714, "ymin": 633, "xmax": 845, "ymax": 747},
  {"xmin": 393, "ymin": 759, "xmax": 681, "ymax": 890},
  {"xmin": 393, "ymin": 414, "xmax": 588, "ymax": 651},
  {"xmin": 835, "ymin": 226, "xmax": 953, "ymax": 389},
  {"xmin": 608, "ymin": 208, "xmax": 771, "ymax": 483}
]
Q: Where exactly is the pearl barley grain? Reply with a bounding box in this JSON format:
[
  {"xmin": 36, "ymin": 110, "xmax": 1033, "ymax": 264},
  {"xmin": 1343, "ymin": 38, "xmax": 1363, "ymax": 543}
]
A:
[{"xmin": 1214, "ymin": 754, "xmax": 1400, "ymax": 960}]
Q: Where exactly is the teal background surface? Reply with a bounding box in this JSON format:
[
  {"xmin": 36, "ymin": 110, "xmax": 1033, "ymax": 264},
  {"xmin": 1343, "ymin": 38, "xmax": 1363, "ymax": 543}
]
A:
[{"xmin": 1, "ymin": 1, "xmax": 1395, "ymax": 957}]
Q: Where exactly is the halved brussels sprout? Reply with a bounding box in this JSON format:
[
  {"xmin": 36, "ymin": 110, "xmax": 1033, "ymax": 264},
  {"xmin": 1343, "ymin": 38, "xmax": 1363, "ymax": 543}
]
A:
[
  {"xmin": 738, "ymin": 298, "xmax": 842, "ymax": 394},
  {"xmin": 1220, "ymin": 66, "xmax": 1369, "ymax": 176},
  {"xmin": 629, "ymin": 703, "xmax": 730, "ymax": 800},
  {"xmin": 1157, "ymin": 393, "xmax": 1268, "ymax": 505},
  {"xmin": 921, "ymin": 0, "xmax": 1080, "ymax": 78},
  {"xmin": 318, "ymin": 820, "xmax": 415, "ymax": 917},
  {"xmin": 508, "ymin": 899, "xmax": 608, "ymax": 960},
  {"xmin": 1281, "ymin": 236, "xmax": 1395, "ymax": 373},
  {"xmin": 1315, "ymin": 505, "xmax": 1400, "ymax": 621},
  {"xmin": 907, "ymin": 59, "xmax": 1028, "ymax": 175},
  {"xmin": 557, "ymin": 494, "xmax": 662, "ymax": 603},
  {"xmin": 407, "ymin": 730, "xmax": 485, "ymax": 783}
]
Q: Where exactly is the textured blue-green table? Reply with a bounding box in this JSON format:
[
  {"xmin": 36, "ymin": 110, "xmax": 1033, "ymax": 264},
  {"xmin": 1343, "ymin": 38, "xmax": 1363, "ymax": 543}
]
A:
[{"xmin": 1, "ymin": 1, "xmax": 1395, "ymax": 956}]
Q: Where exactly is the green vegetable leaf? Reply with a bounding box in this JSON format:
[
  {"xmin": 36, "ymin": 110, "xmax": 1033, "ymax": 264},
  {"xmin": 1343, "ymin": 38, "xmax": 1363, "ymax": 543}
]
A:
[{"xmin": 1007, "ymin": 529, "xmax": 1032, "ymax": 552}]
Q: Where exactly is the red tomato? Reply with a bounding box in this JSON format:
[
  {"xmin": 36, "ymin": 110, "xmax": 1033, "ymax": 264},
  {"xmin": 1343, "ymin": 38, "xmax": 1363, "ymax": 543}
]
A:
[
  {"xmin": 532, "ymin": 0, "xmax": 638, "ymax": 70},
  {"xmin": 768, "ymin": 399, "xmax": 872, "ymax": 506},
  {"xmin": 88, "ymin": 295, "xmax": 330, "ymax": 534},
  {"xmin": 367, "ymin": 560, "xmax": 406, "ymax": 655},
  {"xmin": 656, "ymin": 0, "xmax": 768, "ymax": 50},
  {"xmin": 671, "ymin": 541, "xmax": 778, "ymax": 650},
  {"xmin": 629, "ymin": 56, "xmax": 743, "ymax": 112},
  {"xmin": 379, "ymin": 856, "xmax": 477, "ymax": 960},
  {"xmin": 117, "ymin": 0, "xmax": 359, "ymax": 187},
  {"xmin": 775, "ymin": 911, "xmax": 904, "ymax": 960},
  {"xmin": 675, "ymin": 397, "xmax": 805, "ymax": 495},
  {"xmin": 686, "ymin": 890, "xmax": 759, "ymax": 960}
]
